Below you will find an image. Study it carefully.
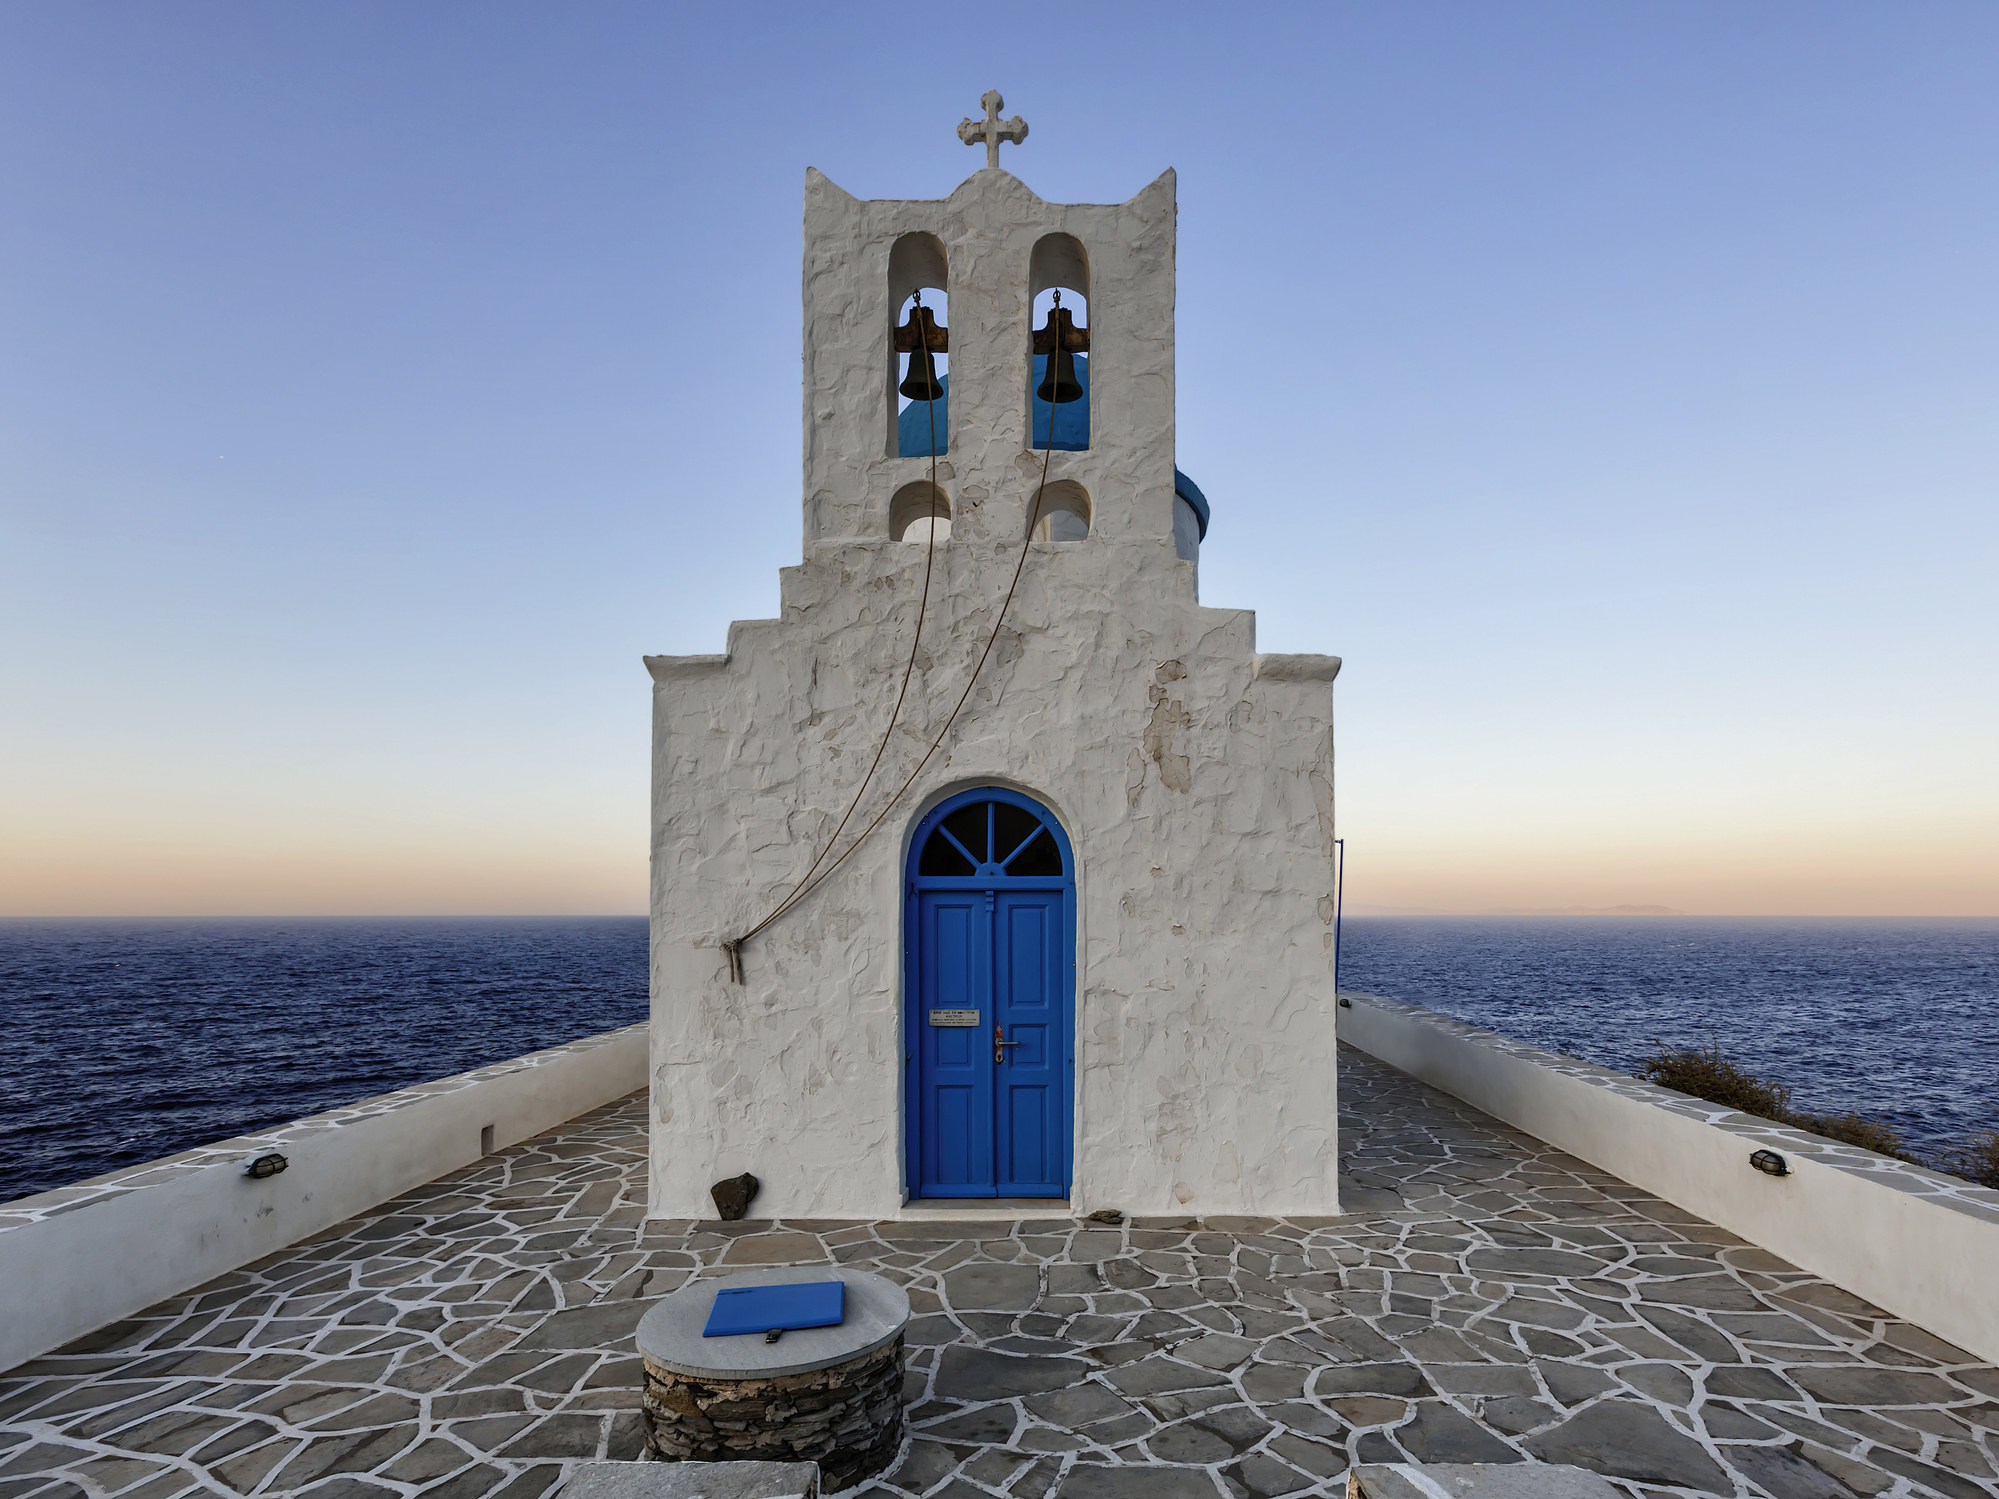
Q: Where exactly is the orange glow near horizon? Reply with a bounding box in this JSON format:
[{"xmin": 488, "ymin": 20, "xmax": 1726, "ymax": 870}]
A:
[
  {"xmin": 0, "ymin": 820, "xmax": 648, "ymax": 918},
  {"xmin": 5, "ymin": 811, "xmax": 1994, "ymax": 919}
]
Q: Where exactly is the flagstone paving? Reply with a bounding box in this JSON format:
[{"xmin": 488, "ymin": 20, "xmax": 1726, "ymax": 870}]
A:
[{"xmin": 2, "ymin": 1047, "xmax": 1995, "ymax": 1499}]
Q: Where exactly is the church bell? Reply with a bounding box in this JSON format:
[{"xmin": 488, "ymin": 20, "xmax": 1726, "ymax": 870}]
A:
[
  {"xmin": 1035, "ymin": 344, "xmax": 1083, "ymax": 405},
  {"xmin": 1032, "ymin": 293, "xmax": 1087, "ymax": 405},
  {"xmin": 894, "ymin": 299, "xmax": 948, "ymax": 403},
  {"xmin": 899, "ymin": 349, "xmax": 944, "ymax": 402}
]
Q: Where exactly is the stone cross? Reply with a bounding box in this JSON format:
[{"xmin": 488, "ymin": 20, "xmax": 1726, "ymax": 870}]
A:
[{"xmin": 958, "ymin": 90, "xmax": 1028, "ymax": 171}]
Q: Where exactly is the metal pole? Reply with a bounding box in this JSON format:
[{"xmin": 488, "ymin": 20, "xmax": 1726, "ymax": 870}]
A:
[{"xmin": 1333, "ymin": 837, "xmax": 1346, "ymax": 1006}]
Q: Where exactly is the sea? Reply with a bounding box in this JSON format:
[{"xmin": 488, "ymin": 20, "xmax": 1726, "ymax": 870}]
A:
[
  {"xmin": 1341, "ymin": 917, "xmax": 1999, "ymax": 1166},
  {"xmin": 0, "ymin": 918, "xmax": 649, "ymax": 1203},
  {"xmin": 1, "ymin": 916, "xmax": 1993, "ymax": 1203}
]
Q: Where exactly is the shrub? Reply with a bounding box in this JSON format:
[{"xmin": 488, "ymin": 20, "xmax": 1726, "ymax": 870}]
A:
[
  {"xmin": 1638, "ymin": 1038, "xmax": 1792, "ymax": 1122},
  {"xmin": 1787, "ymin": 1111, "xmax": 1914, "ymax": 1163},
  {"xmin": 1637, "ymin": 1037, "xmax": 1967, "ymax": 1171},
  {"xmin": 1934, "ymin": 1131, "xmax": 1999, "ymax": 1189}
]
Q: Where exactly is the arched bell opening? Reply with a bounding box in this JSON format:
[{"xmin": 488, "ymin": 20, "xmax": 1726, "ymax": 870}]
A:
[
  {"xmin": 890, "ymin": 481, "xmax": 952, "ymax": 543},
  {"xmin": 1029, "ymin": 480, "xmax": 1090, "ymax": 542},
  {"xmin": 889, "ymin": 232, "xmax": 950, "ymax": 459},
  {"xmin": 1028, "ymin": 234, "xmax": 1090, "ymax": 453}
]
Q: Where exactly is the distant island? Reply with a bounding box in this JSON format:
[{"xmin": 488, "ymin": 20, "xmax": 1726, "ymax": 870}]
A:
[
  {"xmin": 1348, "ymin": 904, "xmax": 1689, "ymax": 917},
  {"xmin": 1486, "ymin": 904, "xmax": 1687, "ymax": 916}
]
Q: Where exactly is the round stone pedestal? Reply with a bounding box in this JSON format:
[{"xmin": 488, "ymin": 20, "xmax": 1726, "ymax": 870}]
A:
[{"xmin": 636, "ymin": 1267, "xmax": 910, "ymax": 1490}]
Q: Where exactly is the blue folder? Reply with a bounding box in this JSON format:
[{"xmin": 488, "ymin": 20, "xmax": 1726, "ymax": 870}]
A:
[{"xmin": 702, "ymin": 1280, "xmax": 846, "ymax": 1337}]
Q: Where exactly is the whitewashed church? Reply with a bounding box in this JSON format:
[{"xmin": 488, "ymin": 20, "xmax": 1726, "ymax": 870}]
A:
[{"xmin": 646, "ymin": 98, "xmax": 1342, "ymax": 1221}]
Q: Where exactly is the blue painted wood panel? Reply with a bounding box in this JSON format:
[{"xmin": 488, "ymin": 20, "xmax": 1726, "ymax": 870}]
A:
[
  {"xmin": 994, "ymin": 891, "xmax": 1065, "ymax": 1195},
  {"xmin": 916, "ymin": 891, "xmax": 991, "ymax": 1195},
  {"xmin": 907, "ymin": 789, "xmax": 1074, "ymax": 1201}
]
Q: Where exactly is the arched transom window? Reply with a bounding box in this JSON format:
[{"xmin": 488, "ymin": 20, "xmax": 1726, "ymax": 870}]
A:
[{"xmin": 918, "ymin": 797, "xmax": 1065, "ymax": 878}]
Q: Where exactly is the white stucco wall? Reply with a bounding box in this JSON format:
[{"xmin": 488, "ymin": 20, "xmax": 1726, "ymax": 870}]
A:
[
  {"xmin": 647, "ymin": 166, "xmax": 1342, "ymax": 1221},
  {"xmin": 0, "ymin": 1025, "xmax": 647, "ymax": 1374},
  {"xmin": 1339, "ymin": 996, "xmax": 1999, "ymax": 1366}
]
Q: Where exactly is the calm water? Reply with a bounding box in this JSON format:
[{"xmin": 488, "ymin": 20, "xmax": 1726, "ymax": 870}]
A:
[
  {"xmin": 2, "ymin": 917, "xmax": 1993, "ymax": 1203},
  {"xmin": 0, "ymin": 918, "xmax": 648, "ymax": 1202},
  {"xmin": 1341, "ymin": 917, "xmax": 1999, "ymax": 1161}
]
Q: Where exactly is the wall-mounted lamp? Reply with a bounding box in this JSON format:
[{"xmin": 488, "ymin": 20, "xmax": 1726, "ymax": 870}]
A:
[
  {"xmin": 244, "ymin": 1153, "xmax": 289, "ymax": 1179},
  {"xmin": 1749, "ymin": 1149, "xmax": 1789, "ymax": 1178}
]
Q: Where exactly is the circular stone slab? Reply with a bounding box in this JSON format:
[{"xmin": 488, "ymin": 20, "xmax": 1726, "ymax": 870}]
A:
[{"xmin": 636, "ymin": 1267, "xmax": 910, "ymax": 1381}]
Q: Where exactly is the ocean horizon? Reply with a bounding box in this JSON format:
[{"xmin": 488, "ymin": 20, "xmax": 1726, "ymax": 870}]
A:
[{"xmin": 2, "ymin": 914, "xmax": 1993, "ymax": 1203}]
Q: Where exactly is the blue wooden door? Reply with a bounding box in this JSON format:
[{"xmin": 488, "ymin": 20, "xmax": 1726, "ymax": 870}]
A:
[
  {"xmin": 913, "ymin": 890, "xmax": 991, "ymax": 1195},
  {"xmin": 907, "ymin": 790, "xmax": 1074, "ymax": 1199},
  {"xmin": 993, "ymin": 889, "xmax": 1066, "ymax": 1194}
]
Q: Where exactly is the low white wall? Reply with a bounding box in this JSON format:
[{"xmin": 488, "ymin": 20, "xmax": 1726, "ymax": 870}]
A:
[
  {"xmin": 0, "ymin": 1023, "xmax": 648, "ymax": 1374},
  {"xmin": 1339, "ymin": 995, "xmax": 1999, "ymax": 1365}
]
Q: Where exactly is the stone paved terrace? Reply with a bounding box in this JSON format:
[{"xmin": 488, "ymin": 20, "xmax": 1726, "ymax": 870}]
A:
[{"xmin": 3, "ymin": 1048, "xmax": 1996, "ymax": 1499}]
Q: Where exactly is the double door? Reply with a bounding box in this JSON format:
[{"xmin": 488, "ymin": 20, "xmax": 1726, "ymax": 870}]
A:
[
  {"xmin": 906, "ymin": 793, "xmax": 1074, "ymax": 1199},
  {"xmin": 915, "ymin": 791, "xmax": 1079, "ymax": 1207}
]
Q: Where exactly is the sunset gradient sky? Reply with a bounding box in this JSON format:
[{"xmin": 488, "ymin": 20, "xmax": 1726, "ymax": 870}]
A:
[{"xmin": 3, "ymin": 2, "xmax": 1996, "ymax": 917}]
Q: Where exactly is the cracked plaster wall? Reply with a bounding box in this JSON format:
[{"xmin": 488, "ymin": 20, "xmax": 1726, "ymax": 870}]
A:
[{"xmin": 647, "ymin": 167, "xmax": 1341, "ymax": 1221}]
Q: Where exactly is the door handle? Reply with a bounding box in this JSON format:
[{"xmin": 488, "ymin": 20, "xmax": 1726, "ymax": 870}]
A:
[{"xmin": 994, "ymin": 1025, "xmax": 1022, "ymax": 1066}]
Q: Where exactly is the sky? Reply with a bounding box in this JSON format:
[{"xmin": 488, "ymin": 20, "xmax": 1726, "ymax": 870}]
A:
[{"xmin": 2, "ymin": 2, "xmax": 1995, "ymax": 918}]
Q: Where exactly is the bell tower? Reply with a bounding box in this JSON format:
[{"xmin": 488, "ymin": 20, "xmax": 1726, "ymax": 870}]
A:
[
  {"xmin": 646, "ymin": 101, "xmax": 1341, "ymax": 1222},
  {"xmin": 801, "ymin": 108, "xmax": 1180, "ymax": 557}
]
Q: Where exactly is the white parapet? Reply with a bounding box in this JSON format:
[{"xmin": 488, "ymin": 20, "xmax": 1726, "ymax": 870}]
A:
[
  {"xmin": 1338, "ymin": 994, "xmax": 1999, "ymax": 1365},
  {"xmin": 0, "ymin": 1023, "xmax": 648, "ymax": 1374}
]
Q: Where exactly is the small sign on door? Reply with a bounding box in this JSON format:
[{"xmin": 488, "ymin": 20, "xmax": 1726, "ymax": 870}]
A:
[{"xmin": 929, "ymin": 1009, "xmax": 980, "ymax": 1027}]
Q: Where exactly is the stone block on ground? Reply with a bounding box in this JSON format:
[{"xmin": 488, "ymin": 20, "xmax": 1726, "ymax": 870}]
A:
[
  {"xmin": 558, "ymin": 1460, "xmax": 819, "ymax": 1499},
  {"xmin": 1349, "ymin": 1463, "xmax": 1623, "ymax": 1499}
]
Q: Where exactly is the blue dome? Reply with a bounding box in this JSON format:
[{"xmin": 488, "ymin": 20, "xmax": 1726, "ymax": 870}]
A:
[
  {"xmin": 1029, "ymin": 353, "xmax": 1090, "ymax": 451},
  {"xmin": 1174, "ymin": 468, "xmax": 1209, "ymax": 539},
  {"xmin": 898, "ymin": 377, "xmax": 949, "ymax": 458},
  {"xmin": 898, "ymin": 361, "xmax": 1213, "ymax": 543},
  {"xmin": 899, "ymin": 357, "xmax": 1095, "ymax": 457}
]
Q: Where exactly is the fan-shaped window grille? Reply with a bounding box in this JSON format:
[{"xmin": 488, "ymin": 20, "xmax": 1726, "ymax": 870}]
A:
[{"xmin": 917, "ymin": 797, "xmax": 1064, "ymax": 877}]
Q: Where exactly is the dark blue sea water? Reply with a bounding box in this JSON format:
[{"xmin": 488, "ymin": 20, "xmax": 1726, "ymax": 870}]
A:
[
  {"xmin": 2, "ymin": 917, "xmax": 1993, "ymax": 1203},
  {"xmin": 0, "ymin": 918, "xmax": 649, "ymax": 1202},
  {"xmin": 1341, "ymin": 917, "xmax": 1999, "ymax": 1164}
]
